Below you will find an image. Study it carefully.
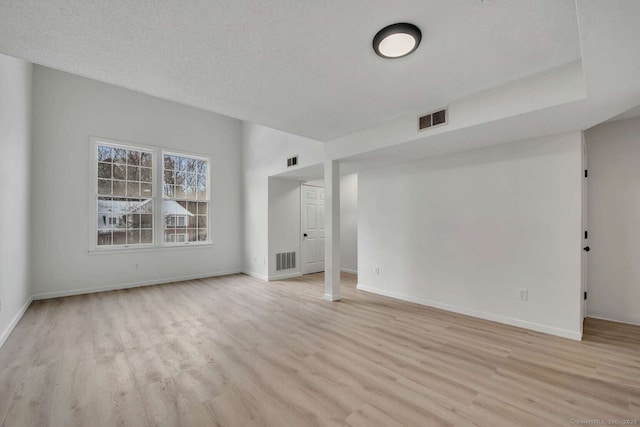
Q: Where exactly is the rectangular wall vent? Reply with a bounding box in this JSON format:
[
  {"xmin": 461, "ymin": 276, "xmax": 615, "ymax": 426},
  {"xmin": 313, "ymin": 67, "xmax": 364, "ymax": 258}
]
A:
[
  {"xmin": 276, "ymin": 252, "xmax": 296, "ymax": 271},
  {"xmin": 419, "ymin": 108, "xmax": 447, "ymax": 131},
  {"xmin": 287, "ymin": 156, "xmax": 298, "ymax": 167}
]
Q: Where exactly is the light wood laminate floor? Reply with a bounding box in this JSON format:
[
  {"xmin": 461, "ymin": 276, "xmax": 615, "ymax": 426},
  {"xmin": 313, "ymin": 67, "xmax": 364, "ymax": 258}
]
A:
[{"xmin": 0, "ymin": 273, "xmax": 638, "ymax": 426}]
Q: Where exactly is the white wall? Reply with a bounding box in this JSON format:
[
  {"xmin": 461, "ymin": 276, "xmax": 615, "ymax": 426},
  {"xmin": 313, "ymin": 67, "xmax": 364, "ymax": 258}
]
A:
[
  {"xmin": 30, "ymin": 66, "xmax": 243, "ymax": 297},
  {"xmin": 0, "ymin": 54, "xmax": 32, "ymax": 345},
  {"xmin": 585, "ymin": 117, "xmax": 640, "ymax": 325},
  {"xmin": 340, "ymin": 173, "xmax": 358, "ymax": 273},
  {"xmin": 242, "ymin": 122, "xmax": 324, "ymax": 280},
  {"xmin": 358, "ymin": 132, "xmax": 584, "ymax": 340}
]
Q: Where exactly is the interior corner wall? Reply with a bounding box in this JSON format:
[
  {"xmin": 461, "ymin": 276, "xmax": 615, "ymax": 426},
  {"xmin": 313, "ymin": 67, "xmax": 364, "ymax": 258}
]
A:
[
  {"xmin": 357, "ymin": 132, "xmax": 584, "ymax": 340},
  {"xmin": 0, "ymin": 54, "xmax": 32, "ymax": 346},
  {"xmin": 268, "ymin": 177, "xmax": 303, "ymax": 279},
  {"xmin": 585, "ymin": 117, "xmax": 640, "ymax": 325},
  {"xmin": 30, "ymin": 65, "xmax": 243, "ymax": 297},
  {"xmin": 241, "ymin": 122, "xmax": 324, "ymax": 280},
  {"xmin": 340, "ymin": 173, "xmax": 358, "ymax": 273}
]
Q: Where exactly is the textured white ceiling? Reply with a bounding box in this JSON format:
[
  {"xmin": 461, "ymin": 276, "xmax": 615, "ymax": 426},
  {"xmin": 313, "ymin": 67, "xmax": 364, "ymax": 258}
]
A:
[{"xmin": 0, "ymin": 0, "xmax": 581, "ymax": 141}]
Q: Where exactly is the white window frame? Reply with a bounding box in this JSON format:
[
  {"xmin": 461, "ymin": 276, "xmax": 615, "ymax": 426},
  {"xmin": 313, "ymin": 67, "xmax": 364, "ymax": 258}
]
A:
[
  {"xmin": 161, "ymin": 150, "xmax": 211, "ymax": 247},
  {"xmin": 89, "ymin": 137, "xmax": 213, "ymax": 252}
]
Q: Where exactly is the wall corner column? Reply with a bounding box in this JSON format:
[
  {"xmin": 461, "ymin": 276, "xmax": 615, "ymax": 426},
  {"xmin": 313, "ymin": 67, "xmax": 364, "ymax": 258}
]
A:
[{"xmin": 324, "ymin": 160, "xmax": 341, "ymax": 301}]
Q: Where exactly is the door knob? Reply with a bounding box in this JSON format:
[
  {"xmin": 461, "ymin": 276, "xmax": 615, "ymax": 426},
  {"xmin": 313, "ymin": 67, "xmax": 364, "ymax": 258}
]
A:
[
  {"xmin": 303, "ymin": 233, "xmax": 308, "ymax": 237},
  {"xmin": 583, "ymin": 246, "xmax": 590, "ymax": 252}
]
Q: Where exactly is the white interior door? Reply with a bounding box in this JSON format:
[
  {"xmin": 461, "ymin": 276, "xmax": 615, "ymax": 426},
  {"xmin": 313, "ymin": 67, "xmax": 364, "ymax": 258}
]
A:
[{"xmin": 301, "ymin": 184, "xmax": 325, "ymax": 274}]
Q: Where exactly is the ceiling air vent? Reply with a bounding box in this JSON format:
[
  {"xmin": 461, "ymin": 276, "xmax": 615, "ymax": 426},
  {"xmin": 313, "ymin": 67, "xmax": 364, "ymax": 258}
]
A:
[
  {"xmin": 419, "ymin": 108, "xmax": 448, "ymax": 131},
  {"xmin": 287, "ymin": 155, "xmax": 298, "ymax": 167}
]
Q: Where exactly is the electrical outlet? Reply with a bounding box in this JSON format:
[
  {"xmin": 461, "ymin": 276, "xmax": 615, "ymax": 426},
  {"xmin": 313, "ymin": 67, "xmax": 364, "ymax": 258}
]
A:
[
  {"xmin": 134, "ymin": 263, "xmax": 139, "ymax": 270},
  {"xmin": 375, "ymin": 267, "xmax": 380, "ymax": 276},
  {"xmin": 254, "ymin": 256, "xmax": 257, "ymax": 263},
  {"xmin": 517, "ymin": 288, "xmax": 528, "ymax": 301}
]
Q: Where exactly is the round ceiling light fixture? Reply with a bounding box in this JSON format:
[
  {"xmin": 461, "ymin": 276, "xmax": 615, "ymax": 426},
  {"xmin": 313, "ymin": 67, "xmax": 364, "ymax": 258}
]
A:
[{"xmin": 373, "ymin": 23, "xmax": 422, "ymax": 59}]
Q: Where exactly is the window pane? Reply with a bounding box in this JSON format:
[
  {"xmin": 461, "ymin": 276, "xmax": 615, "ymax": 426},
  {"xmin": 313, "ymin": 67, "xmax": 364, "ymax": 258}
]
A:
[
  {"xmin": 127, "ymin": 166, "xmax": 140, "ymax": 181},
  {"xmin": 127, "ymin": 181, "xmax": 140, "ymax": 197},
  {"xmin": 113, "ymin": 180, "xmax": 126, "ymax": 196},
  {"xmin": 113, "ymin": 231, "xmax": 126, "ymax": 245},
  {"xmin": 127, "ymin": 150, "xmax": 140, "ymax": 166},
  {"xmin": 196, "ymin": 160, "xmax": 207, "ymax": 174},
  {"xmin": 128, "ymin": 214, "xmax": 141, "ymax": 229},
  {"xmin": 98, "ymin": 146, "xmax": 114, "ymax": 162},
  {"xmin": 137, "ymin": 199, "xmax": 153, "ymax": 214},
  {"xmin": 141, "ymin": 182, "xmax": 152, "ymax": 197},
  {"xmin": 140, "ymin": 167, "xmax": 152, "ymax": 183},
  {"xmin": 141, "ymin": 152, "xmax": 152, "ymax": 167},
  {"xmin": 175, "ymin": 185, "xmax": 185, "ymax": 199},
  {"xmin": 175, "ymin": 171, "xmax": 185, "ymax": 187},
  {"xmin": 98, "ymin": 163, "xmax": 112, "ymax": 179},
  {"xmin": 113, "ymin": 148, "xmax": 127, "ymax": 164},
  {"xmin": 140, "ymin": 214, "xmax": 152, "ymax": 228},
  {"xmin": 164, "ymin": 155, "xmax": 177, "ymax": 170},
  {"xmin": 98, "ymin": 232, "xmax": 112, "ymax": 246},
  {"xmin": 197, "ymin": 229, "xmax": 208, "ymax": 242},
  {"xmin": 141, "ymin": 229, "xmax": 153, "ymax": 244},
  {"xmin": 98, "ymin": 197, "xmax": 112, "ymax": 213},
  {"xmin": 186, "ymin": 158, "xmax": 197, "ymax": 173},
  {"xmin": 113, "ymin": 165, "xmax": 126, "ymax": 180},
  {"xmin": 127, "ymin": 230, "xmax": 140, "ymax": 245},
  {"xmin": 197, "ymin": 215, "xmax": 207, "ymax": 229},
  {"xmin": 98, "ymin": 179, "xmax": 112, "ymax": 196},
  {"xmin": 186, "ymin": 202, "xmax": 197, "ymax": 215}
]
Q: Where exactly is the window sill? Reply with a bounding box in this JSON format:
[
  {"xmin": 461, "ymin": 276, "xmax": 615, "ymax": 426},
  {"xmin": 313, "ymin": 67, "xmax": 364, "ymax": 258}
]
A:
[{"xmin": 88, "ymin": 242, "xmax": 214, "ymax": 255}]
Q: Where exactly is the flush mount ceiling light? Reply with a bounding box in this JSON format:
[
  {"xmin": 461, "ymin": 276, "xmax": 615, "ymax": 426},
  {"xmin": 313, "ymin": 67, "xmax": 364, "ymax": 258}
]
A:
[{"xmin": 373, "ymin": 23, "xmax": 422, "ymax": 59}]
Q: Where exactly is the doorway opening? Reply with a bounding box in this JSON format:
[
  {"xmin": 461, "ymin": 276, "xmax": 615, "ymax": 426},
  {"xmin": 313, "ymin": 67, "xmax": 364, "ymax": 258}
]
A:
[
  {"xmin": 299, "ymin": 174, "xmax": 358, "ymax": 277},
  {"xmin": 301, "ymin": 184, "xmax": 325, "ymax": 274}
]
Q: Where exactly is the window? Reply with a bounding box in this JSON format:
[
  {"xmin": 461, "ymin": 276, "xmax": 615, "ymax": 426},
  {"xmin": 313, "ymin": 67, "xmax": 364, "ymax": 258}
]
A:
[
  {"xmin": 92, "ymin": 139, "xmax": 211, "ymax": 250},
  {"xmin": 162, "ymin": 153, "xmax": 209, "ymax": 244}
]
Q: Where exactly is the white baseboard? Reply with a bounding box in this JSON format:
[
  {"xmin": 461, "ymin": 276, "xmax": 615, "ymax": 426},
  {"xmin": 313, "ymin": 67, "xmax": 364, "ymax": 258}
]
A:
[
  {"xmin": 0, "ymin": 297, "xmax": 33, "ymax": 349},
  {"xmin": 32, "ymin": 269, "xmax": 242, "ymax": 300},
  {"xmin": 586, "ymin": 312, "xmax": 640, "ymax": 326},
  {"xmin": 340, "ymin": 268, "xmax": 358, "ymax": 275},
  {"xmin": 268, "ymin": 271, "xmax": 302, "ymax": 281},
  {"xmin": 242, "ymin": 271, "xmax": 268, "ymax": 281},
  {"xmin": 356, "ymin": 283, "xmax": 582, "ymax": 341}
]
